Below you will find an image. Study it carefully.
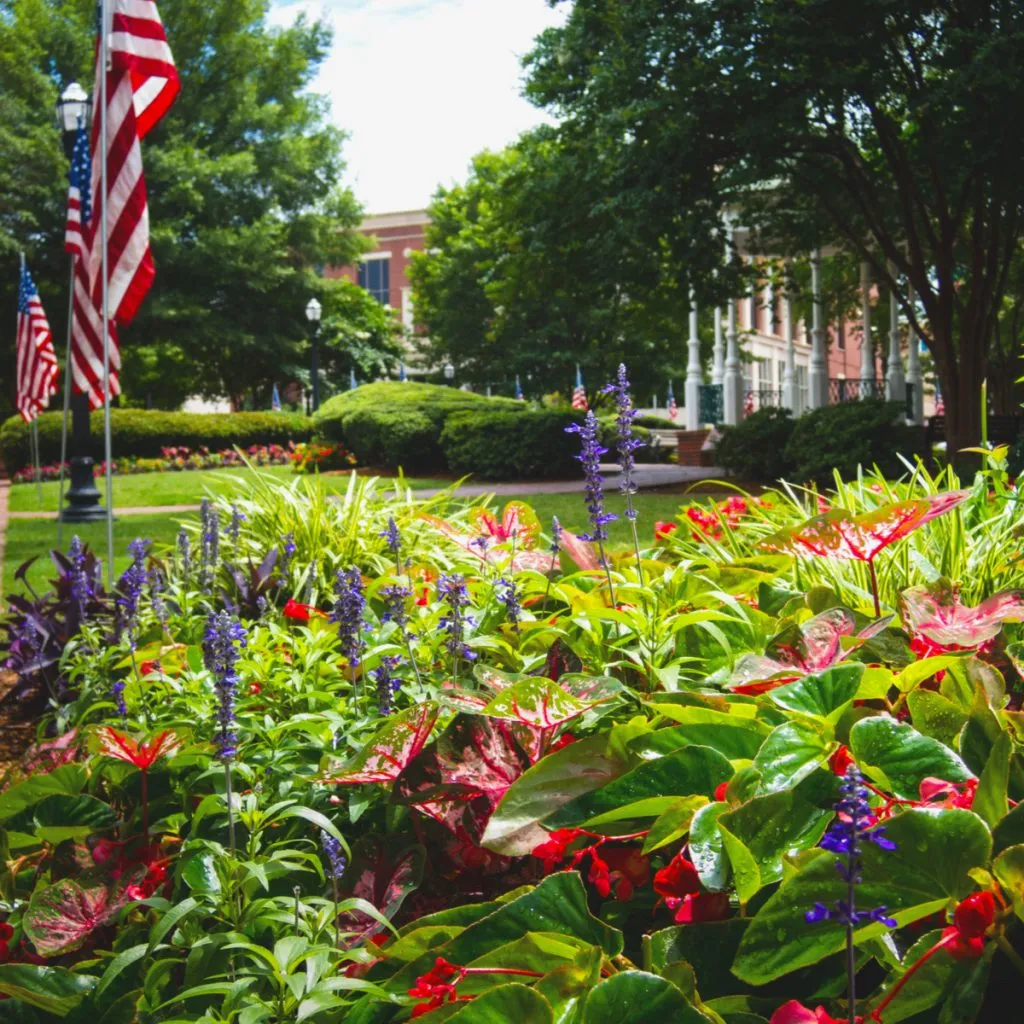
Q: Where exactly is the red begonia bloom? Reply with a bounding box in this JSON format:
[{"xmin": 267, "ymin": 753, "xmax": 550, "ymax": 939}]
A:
[
  {"xmin": 654, "ymin": 852, "xmax": 729, "ymax": 924},
  {"xmin": 830, "ymin": 745, "xmax": 856, "ymax": 777},
  {"xmin": 654, "ymin": 521, "xmax": 677, "ymax": 541},
  {"xmin": 96, "ymin": 728, "xmax": 182, "ymax": 771},
  {"xmin": 919, "ymin": 777, "xmax": 977, "ymax": 810},
  {"xmin": 532, "ymin": 828, "xmax": 586, "ymax": 873},
  {"xmin": 770, "ymin": 1001, "xmax": 854, "ymax": 1024},
  {"xmin": 941, "ymin": 891, "xmax": 996, "ymax": 958},
  {"xmin": 283, "ymin": 599, "xmax": 322, "ymax": 622}
]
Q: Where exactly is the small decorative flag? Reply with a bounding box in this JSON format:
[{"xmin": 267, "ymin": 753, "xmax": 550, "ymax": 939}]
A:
[
  {"xmin": 934, "ymin": 386, "xmax": 944, "ymax": 415},
  {"xmin": 743, "ymin": 390, "xmax": 755, "ymax": 417},
  {"xmin": 399, "ymin": 361, "xmax": 407, "ymax": 382},
  {"xmin": 350, "ymin": 368, "xmax": 358, "ymax": 390},
  {"xmin": 16, "ymin": 259, "xmax": 59, "ymax": 423},
  {"xmin": 515, "ymin": 375, "xmax": 524, "ymax": 401},
  {"xmin": 271, "ymin": 383, "xmax": 281, "ymax": 412},
  {"xmin": 667, "ymin": 381, "xmax": 678, "ymax": 421},
  {"xmin": 571, "ymin": 365, "xmax": 589, "ymax": 411}
]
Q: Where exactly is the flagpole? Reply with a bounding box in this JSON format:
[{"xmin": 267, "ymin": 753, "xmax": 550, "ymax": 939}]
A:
[
  {"xmin": 99, "ymin": 0, "xmax": 115, "ymax": 589},
  {"xmin": 56, "ymin": 257, "xmax": 75, "ymax": 551},
  {"xmin": 31, "ymin": 422, "xmax": 43, "ymax": 507}
]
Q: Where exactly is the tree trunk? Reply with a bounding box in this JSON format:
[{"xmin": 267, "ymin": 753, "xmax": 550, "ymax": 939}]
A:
[{"xmin": 936, "ymin": 320, "xmax": 986, "ymax": 474}]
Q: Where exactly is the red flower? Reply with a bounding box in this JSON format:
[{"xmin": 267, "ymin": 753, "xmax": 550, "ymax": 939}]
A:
[
  {"xmin": 416, "ymin": 586, "xmax": 430, "ymax": 606},
  {"xmin": 714, "ymin": 781, "xmax": 729, "ymax": 802},
  {"xmin": 918, "ymin": 777, "xmax": 977, "ymax": 810},
  {"xmin": 283, "ymin": 599, "xmax": 322, "ymax": 622},
  {"xmin": 138, "ymin": 660, "xmax": 160, "ymax": 676},
  {"xmin": 939, "ymin": 891, "xmax": 996, "ymax": 959},
  {"xmin": 0, "ymin": 924, "xmax": 13, "ymax": 942},
  {"xmin": 408, "ymin": 958, "xmax": 461, "ymax": 1016},
  {"xmin": 829, "ymin": 745, "xmax": 856, "ymax": 777},
  {"xmin": 532, "ymin": 828, "xmax": 585, "ymax": 873},
  {"xmin": 91, "ymin": 838, "xmax": 124, "ymax": 866},
  {"xmin": 770, "ymin": 1001, "xmax": 854, "ymax": 1024},
  {"xmin": 96, "ymin": 728, "xmax": 182, "ymax": 771},
  {"xmin": 248, "ymin": 682, "xmax": 262, "ymax": 695},
  {"xmin": 654, "ymin": 521, "xmax": 677, "ymax": 541},
  {"xmin": 654, "ymin": 852, "xmax": 729, "ymax": 924}
]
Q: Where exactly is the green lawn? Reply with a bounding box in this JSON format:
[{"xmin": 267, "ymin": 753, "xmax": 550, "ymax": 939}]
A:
[
  {"xmin": 8, "ymin": 466, "xmax": 452, "ymax": 514},
  {"xmin": 4, "ymin": 512, "xmax": 192, "ymax": 597},
  {"xmin": 3, "ymin": 489, "xmax": 695, "ymax": 596}
]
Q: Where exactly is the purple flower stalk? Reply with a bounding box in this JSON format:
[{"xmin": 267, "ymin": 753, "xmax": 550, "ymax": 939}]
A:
[
  {"xmin": 805, "ymin": 763, "xmax": 896, "ymax": 1020},
  {"xmin": 496, "ymin": 576, "xmax": 522, "ymax": 633},
  {"xmin": 437, "ymin": 573, "xmax": 476, "ymax": 671},
  {"xmin": 380, "ymin": 582, "xmax": 412, "ymax": 631},
  {"xmin": 203, "ymin": 611, "xmax": 247, "ymax": 762},
  {"xmin": 549, "ymin": 517, "xmax": 562, "ymax": 558},
  {"xmin": 176, "ymin": 529, "xmax": 192, "ymax": 584},
  {"xmin": 332, "ymin": 567, "xmax": 366, "ymax": 669},
  {"xmin": 115, "ymin": 538, "xmax": 151, "ymax": 647},
  {"xmin": 280, "ymin": 533, "xmax": 296, "ymax": 573},
  {"xmin": 228, "ymin": 503, "xmax": 246, "ymax": 553},
  {"xmin": 200, "ymin": 499, "xmax": 220, "ymax": 587},
  {"xmin": 67, "ymin": 536, "xmax": 93, "ymax": 624},
  {"xmin": 321, "ymin": 830, "xmax": 347, "ymax": 880},
  {"xmin": 371, "ymin": 654, "xmax": 403, "ymax": 716},
  {"xmin": 381, "ymin": 516, "xmax": 401, "ymax": 556},
  {"xmin": 565, "ymin": 411, "xmax": 617, "ymax": 544},
  {"xmin": 601, "ymin": 364, "xmax": 643, "ymax": 515},
  {"xmin": 149, "ymin": 566, "xmax": 168, "ymax": 626}
]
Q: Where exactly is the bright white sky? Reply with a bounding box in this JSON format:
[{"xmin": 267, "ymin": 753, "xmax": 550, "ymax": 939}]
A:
[{"xmin": 268, "ymin": 0, "xmax": 568, "ymax": 214}]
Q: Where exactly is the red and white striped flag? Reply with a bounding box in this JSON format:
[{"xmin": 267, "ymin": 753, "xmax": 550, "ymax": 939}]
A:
[
  {"xmin": 571, "ymin": 365, "xmax": 588, "ymax": 411},
  {"xmin": 16, "ymin": 260, "xmax": 59, "ymax": 423},
  {"xmin": 70, "ymin": 0, "xmax": 179, "ymax": 408},
  {"xmin": 667, "ymin": 382, "xmax": 678, "ymax": 421}
]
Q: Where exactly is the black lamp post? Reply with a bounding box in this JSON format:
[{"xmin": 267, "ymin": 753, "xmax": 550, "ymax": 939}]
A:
[
  {"xmin": 57, "ymin": 83, "xmax": 105, "ymax": 523},
  {"xmin": 306, "ymin": 297, "xmax": 322, "ymax": 412}
]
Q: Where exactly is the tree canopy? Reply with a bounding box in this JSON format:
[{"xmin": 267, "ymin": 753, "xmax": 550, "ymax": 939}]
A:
[
  {"xmin": 0, "ymin": 0, "xmax": 393, "ymax": 411},
  {"xmin": 524, "ymin": 0, "xmax": 1024, "ymax": 449}
]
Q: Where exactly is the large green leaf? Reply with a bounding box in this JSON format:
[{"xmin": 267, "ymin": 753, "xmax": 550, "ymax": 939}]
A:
[
  {"xmin": 689, "ymin": 803, "xmax": 731, "ymax": 892},
  {"xmin": 32, "ymin": 794, "xmax": 117, "ymax": 845},
  {"xmin": 643, "ymin": 796, "xmax": 710, "ymax": 854},
  {"xmin": 907, "ymin": 690, "xmax": 968, "ymax": 747},
  {"xmin": 731, "ymin": 809, "xmax": 991, "ymax": 985},
  {"xmin": 644, "ymin": 921, "xmax": 751, "ymax": 1000},
  {"xmin": 716, "ymin": 790, "xmax": 832, "ymax": 902},
  {"xmin": 973, "ymin": 731, "xmax": 1011, "ymax": 828},
  {"xmin": 582, "ymin": 971, "xmax": 707, "ymax": 1024},
  {"xmin": 481, "ymin": 734, "xmax": 632, "ymax": 856},
  {"xmin": 418, "ymin": 984, "xmax": 553, "ymax": 1023},
  {"xmin": 850, "ymin": 716, "xmax": 973, "ymax": 799},
  {"xmin": 752, "ymin": 721, "xmax": 831, "ymax": 795},
  {"xmin": 0, "ymin": 964, "xmax": 96, "ymax": 1015},
  {"xmin": 547, "ymin": 746, "xmax": 732, "ymax": 829},
  {"xmin": 536, "ymin": 946, "xmax": 603, "ymax": 1024},
  {"xmin": 0, "ymin": 766, "xmax": 86, "ymax": 823},
  {"xmin": 768, "ymin": 664, "xmax": 864, "ymax": 722},
  {"xmin": 993, "ymin": 799, "xmax": 1024, "ymax": 855},
  {"xmin": 639, "ymin": 706, "xmax": 770, "ymax": 760},
  {"xmin": 865, "ymin": 929, "xmax": 965, "ymax": 1023}
]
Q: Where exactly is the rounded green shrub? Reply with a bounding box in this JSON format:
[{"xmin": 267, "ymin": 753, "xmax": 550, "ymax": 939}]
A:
[
  {"xmin": 715, "ymin": 406, "xmax": 796, "ymax": 483},
  {"xmin": 0, "ymin": 410, "xmax": 312, "ymax": 474},
  {"xmin": 343, "ymin": 408, "xmax": 441, "ymax": 472},
  {"xmin": 441, "ymin": 410, "xmax": 586, "ymax": 480}
]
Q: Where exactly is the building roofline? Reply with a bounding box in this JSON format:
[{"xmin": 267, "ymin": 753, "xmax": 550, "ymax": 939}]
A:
[{"xmin": 361, "ymin": 209, "xmax": 430, "ymax": 230}]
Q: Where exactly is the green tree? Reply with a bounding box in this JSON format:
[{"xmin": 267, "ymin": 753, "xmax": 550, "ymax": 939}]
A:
[
  {"xmin": 409, "ymin": 129, "xmax": 700, "ymax": 402},
  {"xmin": 526, "ymin": 0, "xmax": 1024, "ymax": 453},
  {"xmin": 0, "ymin": 0, "xmax": 380, "ymax": 409}
]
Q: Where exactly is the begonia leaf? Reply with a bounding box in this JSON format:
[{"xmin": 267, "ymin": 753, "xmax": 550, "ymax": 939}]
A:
[{"xmin": 582, "ymin": 971, "xmax": 708, "ymax": 1023}]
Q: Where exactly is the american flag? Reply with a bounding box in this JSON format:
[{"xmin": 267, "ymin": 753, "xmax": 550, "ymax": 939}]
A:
[
  {"xmin": 667, "ymin": 382, "xmax": 678, "ymax": 421},
  {"xmin": 16, "ymin": 261, "xmax": 59, "ymax": 423},
  {"xmin": 515, "ymin": 375, "xmax": 524, "ymax": 401},
  {"xmin": 70, "ymin": 0, "xmax": 179, "ymax": 409},
  {"xmin": 271, "ymin": 383, "xmax": 282, "ymax": 412},
  {"xmin": 571, "ymin": 365, "xmax": 588, "ymax": 411},
  {"xmin": 64, "ymin": 123, "xmax": 91, "ymax": 260}
]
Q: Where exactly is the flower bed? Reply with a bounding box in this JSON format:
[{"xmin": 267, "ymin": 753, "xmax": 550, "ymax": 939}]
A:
[
  {"xmin": 11, "ymin": 442, "xmax": 353, "ymax": 483},
  {"xmin": 0, "ymin": 375, "xmax": 1022, "ymax": 1023}
]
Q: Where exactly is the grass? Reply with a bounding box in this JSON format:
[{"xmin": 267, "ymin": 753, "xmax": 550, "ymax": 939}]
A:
[
  {"xmin": 8, "ymin": 466, "xmax": 452, "ymax": 514},
  {"xmin": 2, "ymin": 488, "xmax": 698, "ymax": 596}
]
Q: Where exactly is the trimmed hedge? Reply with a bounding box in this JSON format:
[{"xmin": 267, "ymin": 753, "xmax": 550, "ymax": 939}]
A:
[
  {"xmin": 714, "ymin": 399, "xmax": 925, "ymax": 485},
  {"xmin": 441, "ymin": 410, "xmax": 586, "ymax": 480},
  {"xmin": 0, "ymin": 410, "xmax": 312, "ymax": 474},
  {"xmin": 314, "ymin": 382, "xmax": 525, "ymax": 472}
]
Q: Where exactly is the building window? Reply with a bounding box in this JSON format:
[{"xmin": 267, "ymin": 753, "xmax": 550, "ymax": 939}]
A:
[{"xmin": 358, "ymin": 258, "xmax": 390, "ymax": 305}]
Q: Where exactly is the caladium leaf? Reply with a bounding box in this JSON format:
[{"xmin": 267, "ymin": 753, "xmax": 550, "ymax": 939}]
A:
[
  {"xmin": 469, "ymin": 501, "xmax": 541, "ymax": 549},
  {"xmin": 480, "ymin": 678, "xmax": 614, "ymax": 730},
  {"xmin": 901, "ymin": 580, "xmax": 1024, "ymax": 651},
  {"xmin": 760, "ymin": 491, "xmax": 970, "ymax": 563},
  {"xmin": 421, "ymin": 506, "xmax": 548, "ymax": 572},
  {"xmin": 323, "ymin": 703, "xmax": 439, "ymax": 785},
  {"xmin": 23, "ymin": 876, "xmax": 139, "ymax": 956}
]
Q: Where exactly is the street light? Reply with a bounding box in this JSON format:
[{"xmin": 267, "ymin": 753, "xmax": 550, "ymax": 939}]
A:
[
  {"xmin": 305, "ymin": 297, "xmax": 322, "ymax": 412},
  {"xmin": 443, "ymin": 361, "xmax": 455, "ymax": 385},
  {"xmin": 56, "ymin": 82, "xmax": 105, "ymax": 524},
  {"xmin": 56, "ymin": 82, "xmax": 90, "ymax": 158}
]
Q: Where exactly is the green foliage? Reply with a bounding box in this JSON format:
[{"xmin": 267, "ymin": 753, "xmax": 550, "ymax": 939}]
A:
[
  {"xmin": 715, "ymin": 407, "xmax": 796, "ymax": 483},
  {"xmin": 784, "ymin": 401, "xmax": 925, "ymax": 485},
  {"xmin": 441, "ymin": 410, "xmax": 585, "ymax": 480},
  {"xmin": 0, "ymin": 409, "xmax": 311, "ymax": 473}
]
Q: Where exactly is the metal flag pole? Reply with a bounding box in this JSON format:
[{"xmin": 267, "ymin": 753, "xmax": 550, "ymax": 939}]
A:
[
  {"xmin": 31, "ymin": 421, "xmax": 43, "ymax": 507},
  {"xmin": 56, "ymin": 256, "xmax": 75, "ymax": 551},
  {"xmin": 99, "ymin": 0, "xmax": 115, "ymax": 589}
]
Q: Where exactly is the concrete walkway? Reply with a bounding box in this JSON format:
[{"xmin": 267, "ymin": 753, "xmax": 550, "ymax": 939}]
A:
[{"xmin": 7, "ymin": 464, "xmax": 721, "ymax": 520}]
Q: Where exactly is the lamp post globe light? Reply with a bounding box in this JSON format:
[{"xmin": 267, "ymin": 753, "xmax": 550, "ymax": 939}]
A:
[
  {"xmin": 57, "ymin": 82, "xmax": 105, "ymax": 523},
  {"xmin": 443, "ymin": 361, "xmax": 455, "ymax": 384},
  {"xmin": 305, "ymin": 297, "xmax": 322, "ymax": 412}
]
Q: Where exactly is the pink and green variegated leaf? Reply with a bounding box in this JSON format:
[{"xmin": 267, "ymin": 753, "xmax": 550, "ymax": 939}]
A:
[
  {"xmin": 474, "ymin": 665, "xmax": 531, "ymax": 694},
  {"xmin": 322, "ymin": 703, "xmax": 439, "ymax": 785},
  {"xmin": 537, "ymin": 639, "xmax": 585, "ymax": 682},
  {"xmin": 901, "ymin": 582, "xmax": 1024, "ymax": 649},
  {"xmin": 509, "ymin": 549, "xmax": 553, "ymax": 573},
  {"xmin": 558, "ymin": 528, "xmax": 599, "ymax": 571},
  {"xmin": 481, "ymin": 679, "xmax": 599, "ymax": 730},
  {"xmin": 557, "ymin": 673, "xmax": 623, "ymax": 703},
  {"xmin": 727, "ymin": 654, "xmax": 804, "ymax": 695},
  {"xmin": 438, "ymin": 682, "xmax": 490, "ymax": 715},
  {"xmin": 468, "ymin": 501, "xmax": 541, "ymax": 549},
  {"xmin": 767, "ymin": 608, "xmax": 857, "ymax": 673},
  {"xmin": 24, "ymin": 877, "xmax": 135, "ymax": 956},
  {"xmin": 760, "ymin": 491, "xmax": 970, "ymax": 563},
  {"xmin": 337, "ymin": 836, "xmax": 424, "ymax": 946}
]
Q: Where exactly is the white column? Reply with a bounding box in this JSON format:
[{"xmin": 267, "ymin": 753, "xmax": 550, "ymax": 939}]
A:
[
  {"xmin": 886, "ymin": 263, "xmax": 906, "ymax": 403},
  {"xmin": 906, "ymin": 285, "xmax": 924, "ymax": 423},
  {"xmin": 748, "ymin": 270, "xmax": 759, "ymax": 334},
  {"xmin": 711, "ymin": 307, "xmax": 725, "ymax": 386},
  {"xmin": 781, "ymin": 293, "xmax": 796, "ymax": 412},
  {"xmin": 723, "ymin": 298, "xmax": 742, "ymax": 425},
  {"xmin": 808, "ymin": 249, "xmax": 828, "ymax": 408},
  {"xmin": 859, "ymin": 261, "xmax": 874, "ymax": 390},
  {"xmin": 685, "ymin": 293, "xmax": 702, "ymax": 430}
]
